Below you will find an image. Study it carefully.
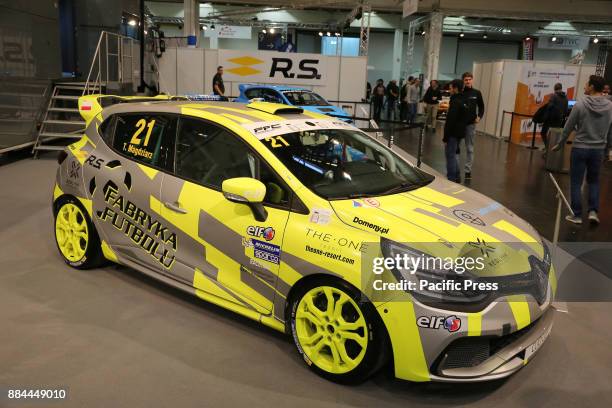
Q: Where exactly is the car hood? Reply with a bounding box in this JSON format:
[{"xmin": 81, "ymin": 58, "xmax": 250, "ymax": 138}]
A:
[{"xmin": 329, "ymin": 176, "xmax": 545, "ymax": 277}]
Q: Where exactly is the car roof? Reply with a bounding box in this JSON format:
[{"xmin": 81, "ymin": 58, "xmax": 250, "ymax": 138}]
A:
[
  {"xmin": 101, "ymin": 100, "xmax": 330, "ymax": 127},
  {"xmin": 242, "ymin": 84, "xmax": 310, "ymax": 92}
]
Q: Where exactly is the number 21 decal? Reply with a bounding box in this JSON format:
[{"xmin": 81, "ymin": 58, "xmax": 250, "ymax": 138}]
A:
[
  {"xmin": 266, "ymin": 135, "xmax": 289, "ymax": 148},
  {"xmin": 130, "ymin": 119, "xmax": 156, "ymax": 146}
]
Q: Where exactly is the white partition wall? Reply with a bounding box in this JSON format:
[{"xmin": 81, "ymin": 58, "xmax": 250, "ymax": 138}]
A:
[
  {"xmin": 472, "ymin": 59, "xmax": 596, "ymax": 139},
  {"xmin": 157, "ymin": 47, "xmax": 368, "ymax": 102}
]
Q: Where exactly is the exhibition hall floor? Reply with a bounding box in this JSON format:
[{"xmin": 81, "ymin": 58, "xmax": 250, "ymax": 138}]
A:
[{"xmin": 1, "ymin": 135, "xmax": 611, "ymax": 407}]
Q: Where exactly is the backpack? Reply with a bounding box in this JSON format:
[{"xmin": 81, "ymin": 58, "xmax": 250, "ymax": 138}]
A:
[{"xmin": 532, "ymin": 103, "xmax": 549, "ymax": 124}]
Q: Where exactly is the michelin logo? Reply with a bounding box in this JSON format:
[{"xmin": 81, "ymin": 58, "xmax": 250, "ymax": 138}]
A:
[
  {"xmin": 253, "ymin": 239, "xmax": 281, "ymax": 264},
  {"xmin": 352, "ymin": 216, "xmax": 390, "ymax": 234}
]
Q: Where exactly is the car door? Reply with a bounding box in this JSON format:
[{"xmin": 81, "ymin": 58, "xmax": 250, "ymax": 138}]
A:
[
  {"xmin": 158, "ymin": 116, "xmax": 292, "ymax": 313},
  {"xmin": 87, "ymin": 112, "xmax": 177, "ymax": 272}
]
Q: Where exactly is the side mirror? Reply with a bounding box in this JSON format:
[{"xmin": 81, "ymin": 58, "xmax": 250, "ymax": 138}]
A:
[{"xmin": 222, "ymin": 177, "xmax": 268, "ymax": 222}]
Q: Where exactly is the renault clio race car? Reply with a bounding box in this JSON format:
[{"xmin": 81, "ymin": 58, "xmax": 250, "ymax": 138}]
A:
[{"xmin": 52, "ymin": 94, "xmax": 556, "ymax": 384}]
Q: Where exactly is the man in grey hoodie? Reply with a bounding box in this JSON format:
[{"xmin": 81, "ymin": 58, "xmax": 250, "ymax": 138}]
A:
[{"xmin": 553, "ymin": 75, "xmax": 612, "ymax": 225}]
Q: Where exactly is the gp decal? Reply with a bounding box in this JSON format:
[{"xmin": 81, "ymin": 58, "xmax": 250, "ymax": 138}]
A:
[
  {"xmin": 452, "ymin": 209, "xmax": 485, "ymax": 226},
  {"xmin": 96, "ymin": 183, "xmax": 177, "ymax": 268}
]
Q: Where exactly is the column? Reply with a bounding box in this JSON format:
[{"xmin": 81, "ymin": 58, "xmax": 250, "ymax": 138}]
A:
[
  {"xmin": 421, "ymin": 12, "xmax": 443, "ymax": 84},
  {"xmin": 391, "ymin": 29, "xmax": 403, "ymax": 81},
  {"xmin": 183, "ymin": 0, "xmax": 199, "ymax": 47}
]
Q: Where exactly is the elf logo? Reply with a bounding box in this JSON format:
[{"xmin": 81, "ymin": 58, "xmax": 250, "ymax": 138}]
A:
[
  {"xmin": 270, "ymin": 58, "xmax": 321, "ymax": 79},
  {"xmin": 417, "ymin": 315, "xmax": 462, "ymax": 333},
  {"xmin": 246, "ymin": 226, "xmax": 275, "ymax": 241}
]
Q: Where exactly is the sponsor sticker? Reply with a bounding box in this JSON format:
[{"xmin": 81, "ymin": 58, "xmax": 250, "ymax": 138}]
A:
[
  {"xmin": 253, "ymin": 239, "xmax": 281, "ymax": 264},
  {"xmin": 246, "ymin": 225, "xmax": 275, "ymax": 241},
  {"xmin": 417, "ymin": 315, "xmax": 462, "ymax": 333},
  {"xmin": 352, "ymin": 216, "xmax": 389, "ymax": 234},
  {"xmin": 524, "ymin": 326, "xmax": 551, "ymax": 360},
  {"xmin": 363, "ymin": 198, "xmax": 380, "ymax": 208},
  {"xmin": 309, "ymin": 208, "xmax": 332, "ymax": 225}
]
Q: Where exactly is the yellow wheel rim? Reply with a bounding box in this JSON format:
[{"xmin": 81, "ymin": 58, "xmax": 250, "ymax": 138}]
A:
[
  {"xmin": 55, "ymin": 203, "xmax": 88, "ymax": 262},
  {"xmin": 295, "ymin": 286, "xmax": 368, "ymax": 374}
]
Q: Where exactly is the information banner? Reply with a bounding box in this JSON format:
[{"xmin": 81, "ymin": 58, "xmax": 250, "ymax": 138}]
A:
[
  {"xmin": 537, "ymin": 36, "xmax": 589, "ymax": 50},
  {"xmin": 511, "ymin": 67, "xmax": 577, "ymax": 145},
  {"xmin": 218, "ymin": 49, "xmax": 327, "ymax": 85},
  {"xmin": 204, "ymin": 25, "xmax": 252, "ymax": 39}
]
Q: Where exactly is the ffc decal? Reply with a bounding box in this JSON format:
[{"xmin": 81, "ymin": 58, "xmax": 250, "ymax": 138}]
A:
[
  {"xmin": 97, "ymin": 184, "xmax": 177, "ymax": 268},
  {"xmin": 252, "ymin": 239, "xmax": 281, "ymax": 264},
  {"xmin": 452, "ymin": 209, "xmax": 486, "ymax": 226},
  {"xmin": 352, "ymin": 216, "xmax": 390, "ymax": 234},
  {"xmin": 246, "ymin": 226, "xmax": 275, "ymax": 241},
  {"xmin": 243, "ymin": 119, "xmax": 356, "ymax": 139},
  {"xmin": 417, "ymin": 316, "xmax": 462, "ymax": 333}
]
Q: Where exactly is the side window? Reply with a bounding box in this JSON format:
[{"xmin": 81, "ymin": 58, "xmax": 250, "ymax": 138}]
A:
[
  {"xmin": 113, "ymin": 114, "xmax": 176, "ymax": 170},
  {"xmin": 174, "ymin": 117, "xmax": 290, "ymax": 207},
  {"xmin": 263, "ymin": 89, "xmax": 283, "ymax": 104},
  {"xmin": 98, "ymin": 115, "xmax": 116, "ymax": 143},
  {"xmin": 244, "ymin": 88, "xmax": 262, "ymax": 100},
  {"xmin": 175, "ymin": 118, "xmax": 255, "ymax": 188}
]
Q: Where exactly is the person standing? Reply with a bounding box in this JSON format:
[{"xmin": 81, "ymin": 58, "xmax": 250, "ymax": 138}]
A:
[
  {"xmin": 372, "ymin": 79, "xmax": 386, "ymax": 122},
  {"xmin": 423, "ymin": 79, "xmax": 442, "ymax": 131},
  {"xmin": 443, "ymin": 79, "xmax": 469, "ymax": 183},
  {"xmin": 541, "ymin": 83, "xmax": 569, "ymax": 150},
  {"xmin": 604, "ymin": 83, "xmax": 612, "ymax": 102},
  {"xmin": 400, "ymin": 77, "xmax": 413, "ymax": 122},
  {"xmin": 212, "ymin": 66, "xmax": 226, "ymax": 100},
  {"xmin": 407, "ymin": 78, "xmax": 420, "ymax": 125},
  {"xmin": 552, "ymin": 75, "xmax": 612, "ymax": 225},
  {"xmin": 386, "ymin": 80, "xmax": 399, "ymax": 121},
  {"xmin": 461, "ymin": 72, "xmax": 485, "ymax": 179}
]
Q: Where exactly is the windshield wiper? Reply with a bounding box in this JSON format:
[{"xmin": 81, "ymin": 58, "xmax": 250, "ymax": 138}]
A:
[{"xmin": 377, "ymin": 182, "xmax": 420, "ymax": 195}]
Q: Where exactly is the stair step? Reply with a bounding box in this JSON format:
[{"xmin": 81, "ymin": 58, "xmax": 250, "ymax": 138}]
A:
[
  {"xmin": 55, "ymin": 85, "xmax": 94, "ymax": 91},
  {"xmin": 0, "ymin": 92, "xmax": 44, "ymax": 98},
  {"xmin": 43, "ymin": 120, "xmax": 85, "ymax": 126},
  {"xmin": 0, "ymin": 118, "xmax": 34, "ymax": 123},
  {"xmin": 48, "ymin": 107, "xmax": 80, "ymax": 113},
  {"xmin": 33, "ymin": 145, "xmax": 69, "ymax": 151},
  {"xmin": 52, "ymin": 95, "xmax": 80, "ymax": 100},
  {"xmin": 39, "ymin": 132, "xmax": 83, "ymax": 138},
  {"xmin": 0, "ymin": 104, "xmax": 38, "ymax": 110}
]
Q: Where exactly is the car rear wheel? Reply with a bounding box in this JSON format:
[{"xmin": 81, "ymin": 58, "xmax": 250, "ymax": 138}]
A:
[
  {"xmin": 290, "ymin": 279, "xmax": 388, "ymax": 384},
  {"xmin": 54, "ymin": 197, "xmax": 104, "ymax": 269}
]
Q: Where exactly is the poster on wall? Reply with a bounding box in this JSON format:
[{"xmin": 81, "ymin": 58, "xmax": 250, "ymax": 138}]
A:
[
  {"xmin": 218, "ymin": 49, "xmax": 326, "ymax": 85},
  {"xmin": 510, "ymin": 66, "xmax": 577, "ymax": 145}
]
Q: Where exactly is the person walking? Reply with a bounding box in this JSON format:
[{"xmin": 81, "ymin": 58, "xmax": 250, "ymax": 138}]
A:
[
  {"xmin": 386, "ymin": 80, "xmax": 399, "ymax": 121},
  {"xmin": 443, "ymin": 79, "xmax": 469, "ymax": 183},
  {"xmin": 461, "ymin": 72, "xmax": 485, "ymax": 179},
  {"xmin": 400, "ymin": 77, "xmax": 413, "ymax": 122},
  {"xmin": 423, "ymin": 79, "xmax": 442, "ymax": 131},
  {"xmin": 372, "ymin": 79, "xmax": 386, "ymax": 122},
  {"xmin": 541, "ymin": 83, "xmax": 569, "ymax": 151},
  {"xmin": 407, "ymin": 78, "xmax": 420, "ymax": 125},
  {"xmin": 552, "ymin": 75, "xmax": 612, "ymax": 225}
]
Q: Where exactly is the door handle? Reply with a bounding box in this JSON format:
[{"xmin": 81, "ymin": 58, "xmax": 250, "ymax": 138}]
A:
[{"xmin": 164, "ymin": 201, "xmax": 188, "ymax": 214}]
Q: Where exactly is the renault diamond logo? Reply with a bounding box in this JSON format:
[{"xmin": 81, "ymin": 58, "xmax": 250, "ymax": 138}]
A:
[{"xmin": 227, "ymin": 56, "xmax": 264, "ymax": 76}]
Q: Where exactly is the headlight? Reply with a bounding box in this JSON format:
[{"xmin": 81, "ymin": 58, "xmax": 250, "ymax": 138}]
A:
[{"xmin": 380, "ymin": 238, "xmax": 489, "ymax": 305}]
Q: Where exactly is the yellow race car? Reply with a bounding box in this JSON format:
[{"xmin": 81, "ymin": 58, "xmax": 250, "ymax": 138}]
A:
[{"xmin": 52, "ymin": 94, "xmax": 556, "ymax": 384}]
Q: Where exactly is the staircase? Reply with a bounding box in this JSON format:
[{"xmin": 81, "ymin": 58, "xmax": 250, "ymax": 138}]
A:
[{"xmin": 32, "ymin": 82, "xmax": 100, "ymax": 157}]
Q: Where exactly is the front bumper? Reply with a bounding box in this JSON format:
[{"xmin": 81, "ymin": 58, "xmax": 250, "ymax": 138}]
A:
[{"xmin": 377, "ymin": 292, "xmax": 555, "ymax": 383}]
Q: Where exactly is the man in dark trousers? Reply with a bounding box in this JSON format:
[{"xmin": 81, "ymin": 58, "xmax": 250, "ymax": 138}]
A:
[
  {"xmin": 443, "ymin": 79, "xmax": 469, "ymax": 183},
  {"xmin": 386, "ymin": 79, "xmax": 399, "ymax": 121},
  {"xmin": 541, "ymin": 82, "xmax": 569, "ymax": 150},
  {"xmin": 423, "ymin": 79, "xmax": 442, "ymax": 131},
  {"xmin": 552, "ymin": 75, "xmax": 612, "ymax": 225},
  {"xmin": 372, "ymin": 79, "xmax": 386, "ymax": 122},
  {"xmin": 461, "ymin": 72, "xmax": 485, "ymax": 179},
  {"xmin": 212, "ymin": 66, "xmax": 226, "ymax": 100}
]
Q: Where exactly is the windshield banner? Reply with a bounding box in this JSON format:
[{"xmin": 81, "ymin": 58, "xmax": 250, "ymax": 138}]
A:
[{"xmin": 241, "ymin": 118, "xmax": 354, "ymax": 139}]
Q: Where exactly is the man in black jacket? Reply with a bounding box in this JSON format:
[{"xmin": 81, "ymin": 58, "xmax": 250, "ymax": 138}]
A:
[
  {"xmin": 541, "ymin": 83, "xmax": 569, "ymax": 149},
  {"xmin": 462, "ymin": 72, "xmax": 485, "ymax": 179},
  {"xmin": 386, "ymin": 80, "xmax": 400, "ymax": 120},
  {"xmin": 444, "ymin": 79, "xmax": 469, "ymax": 183},
  {"xmin": 372, "ymin": 79, "xmax": 386, "ymax": 122},
  {"xmin": 423, "ymin": 80, "xmax": 442, "ymax": 131}
]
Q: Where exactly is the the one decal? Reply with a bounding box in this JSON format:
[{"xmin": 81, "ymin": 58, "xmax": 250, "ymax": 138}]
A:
[{"xmin": 305, "ymin": 228, "xmax": 365, "ymax": 252}]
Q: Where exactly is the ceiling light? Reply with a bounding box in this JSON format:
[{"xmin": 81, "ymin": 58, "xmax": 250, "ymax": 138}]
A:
[
  {"xmin": 482, "ymin": 33, "xmax": 488, "ymax": 39},
  {"xmin": 593, "ymin": 37, "xmax": 599, "ymax": 43},
  {"xmin": 525, "ymin": 36, "xmax": 531, "ymax": 41},
  {"xmin": 318, "ymin": 31, "xmax": 323, "ymax": 37},
  {"xmin": 551, "ymin": 36, "xmax": 557, "ymax": 42},
  {"xmin": 335, "ymin": 32, "xmax": 340, "ymax": 36},
  {"xmin": 269, "ymin": 28, "xmax": 275, "ymax": 34},
  {"xmin": 201, "ymin": 25, "xmax": 208, "ymax": 31},
  {"xmin": 128, "ymin": 19, "xmax": 137, "ymax": 26},
  {"xmin": 459, "ymin": 32, "xmax": 465, "ymax": 38},
  {"xmin": 421, "ymin": 30, "xmax": 426, "ymax": 35},
  {"xmin": 502, "ymin": 28, "xmax": 512, "ymax": 34},
  {"xmin": 262, "ymin": 29, "xmax": 267, "ymax": 34},
  {"xmin": 326, "ymin": 31, "xmax": 331, "ymax": 36}
]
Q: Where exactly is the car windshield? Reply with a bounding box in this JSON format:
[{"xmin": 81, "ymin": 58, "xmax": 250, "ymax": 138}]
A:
[
  {"xmin": 282, "ymin": 91, "xmax": 330, "ymax": 106},
  {"xmin": 260, "ymin": 129, "xmax": 434, "ymax": 199}
]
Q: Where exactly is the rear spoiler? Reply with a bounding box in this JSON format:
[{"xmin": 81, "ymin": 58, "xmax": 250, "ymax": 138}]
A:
[{"xmin": 77, "ymin": 94, "xmax": 180, "ymax": 126}]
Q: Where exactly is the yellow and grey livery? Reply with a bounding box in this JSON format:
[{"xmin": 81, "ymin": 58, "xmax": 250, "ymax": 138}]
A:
[{"xmin": 52, "ymin": 94, "xmax": 555, "ymax": 384}]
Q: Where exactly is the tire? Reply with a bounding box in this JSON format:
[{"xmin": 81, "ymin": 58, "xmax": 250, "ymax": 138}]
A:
[
  {"xmin": 53, "ymin": 196, "xmax": 104, "ymax": 269},
  {"xmin": 289, "ymin": 278, "xmax": 389, "ymax": 384}
]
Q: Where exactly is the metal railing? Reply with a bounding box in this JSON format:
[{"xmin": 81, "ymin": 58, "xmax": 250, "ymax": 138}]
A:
[
  {"xmin": 83, "ymin": 31, "xmax": 139, "ymax": 95},
  {"xmin": 548, "ymin": 173, "xmax": 574, "ymax": 247}
]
